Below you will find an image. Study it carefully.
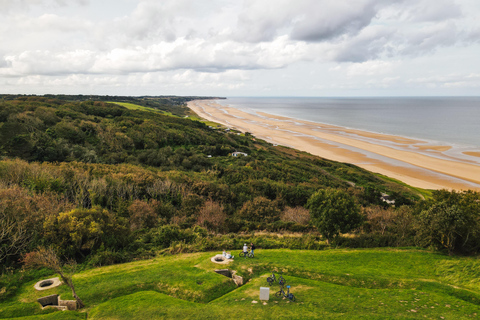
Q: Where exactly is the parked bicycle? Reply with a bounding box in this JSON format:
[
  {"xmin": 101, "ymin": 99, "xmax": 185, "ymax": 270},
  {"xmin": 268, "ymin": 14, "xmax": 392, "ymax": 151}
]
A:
[
  {"xmin": 266, "ymin": 273, "xmax": 285, "ymax": 286},
  {"xmin": 275, "ymin": 285, "xmax": 295, "ymax": 301},
  {"xmin": 239, "ymin": 250, "xmax": 254, "ymax": 258}
]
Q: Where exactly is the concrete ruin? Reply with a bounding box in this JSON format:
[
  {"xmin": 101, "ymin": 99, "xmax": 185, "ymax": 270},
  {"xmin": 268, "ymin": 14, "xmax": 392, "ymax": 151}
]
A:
[
  {"xmin": 214, "ymin": 269, "xmax": 243, "ymax": 286},
  {"xmin": 210, "ymin": 254, "xmax": 233, "ymax": 265},
  {"xmin": 34, "ymin": 277, "xmax": 62, "ymax": 291},
  {"xmin": 37, "ymin": 294, "xmax": 77, "ymax": 311}
]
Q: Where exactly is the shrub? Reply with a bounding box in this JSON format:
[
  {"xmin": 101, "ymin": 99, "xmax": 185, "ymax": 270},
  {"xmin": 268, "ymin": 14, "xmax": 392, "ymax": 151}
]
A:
[
  {"xmin": 128, "ymin": 200, "xmax": 158, "ymax": 231},
  {"xmin": 281, "ymin": 206, "xmax": 310, "ymax": 225},
  {"xmin": 237, "ymin": 196, "xmax": 281, "ymax": 223},
  {"xmin": 88, "ymin": 249, "xmax": 131, "ymax": 267},
  {"xmin": 196, "ymin": 200, "xmax": 227, "ymax": 233},
  {"xmin": 306, "ymin": 188, "xmax": 363, "ymax": 244}
]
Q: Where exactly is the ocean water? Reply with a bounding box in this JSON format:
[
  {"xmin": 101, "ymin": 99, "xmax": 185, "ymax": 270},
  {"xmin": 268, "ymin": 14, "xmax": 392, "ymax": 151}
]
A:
[{"xmin": 217, "ymin": 97, "xmax": 480, "ymax": 149}]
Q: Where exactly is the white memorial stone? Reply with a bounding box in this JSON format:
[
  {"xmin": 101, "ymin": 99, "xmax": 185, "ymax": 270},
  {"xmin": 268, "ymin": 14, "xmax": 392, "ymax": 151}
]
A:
[{"xmin": 259, "ymin": 287, "xmax": 270, "ymax": 300}]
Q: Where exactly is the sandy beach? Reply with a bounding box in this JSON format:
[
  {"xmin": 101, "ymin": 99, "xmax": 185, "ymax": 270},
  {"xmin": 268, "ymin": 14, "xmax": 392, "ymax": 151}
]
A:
[{"xmin": 188, "ymin": 100, "xmax": 480, "ymax": 191}]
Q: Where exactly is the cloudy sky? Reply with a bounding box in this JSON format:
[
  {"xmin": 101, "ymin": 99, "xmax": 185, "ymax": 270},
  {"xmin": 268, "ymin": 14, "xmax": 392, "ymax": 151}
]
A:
[{"xmin": 1, "ymin": 0, "xmax": 480, "ymax": 96}]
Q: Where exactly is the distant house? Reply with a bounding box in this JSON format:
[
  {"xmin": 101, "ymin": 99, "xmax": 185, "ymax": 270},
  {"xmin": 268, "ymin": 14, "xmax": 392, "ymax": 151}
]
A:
[
  {"xmin": 380, "ymin": 193, "xmax": 395, "ymax": 205},
  {"xmin": 232, "ymin": 151, "xmax": 248, "ymax": 157}
]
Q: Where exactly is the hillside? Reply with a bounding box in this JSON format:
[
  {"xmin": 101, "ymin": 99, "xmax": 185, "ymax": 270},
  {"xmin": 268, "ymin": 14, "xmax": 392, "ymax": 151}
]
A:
[
  {"xmin": 2, "ymin": 249, "xmax": 480, "ymax": 319},
  {"xmin": 1, "ymin": 95, "xmax": 480, "ymax": 318},
  {"xmin": 0, "ymin": 96, "xmax": 432, "ymax": 266}
]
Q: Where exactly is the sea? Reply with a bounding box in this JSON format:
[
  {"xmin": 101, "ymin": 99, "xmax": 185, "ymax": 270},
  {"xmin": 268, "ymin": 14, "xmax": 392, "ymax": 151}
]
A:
[{"xmin": 217, "ymin": 97, "xmax": 480, "ymax": 150}]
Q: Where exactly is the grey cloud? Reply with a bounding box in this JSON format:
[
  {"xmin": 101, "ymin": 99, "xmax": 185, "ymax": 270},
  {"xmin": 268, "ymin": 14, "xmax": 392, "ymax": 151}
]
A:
[
  {"xmin": 397, "ymin": 0, "xmax": 462, "ymax": 22},
  {"xmin": 399, "ymin": 21, "xmax": 459, "ymax": 56},
  {"xmin": 330, "ymin": 20, "xmax": 462, "ymax": 63},
  {"xmin": 0, "ymin": 56, "xmax": 8, "ymax": 67},
  {"xmin": 233, "ymin": 0, "xmax": 401, "ymax": 43},
  {"xmin": 290, "ymin": 1, "xmax": 379, "ymax": 42},
  {"xmin": 332, "ymin": 27, "xmax": 396, "ymax": 62}
]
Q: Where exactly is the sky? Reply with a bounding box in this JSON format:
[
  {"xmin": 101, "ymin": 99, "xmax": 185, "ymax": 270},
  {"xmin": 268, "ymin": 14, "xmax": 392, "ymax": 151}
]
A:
[{"xmin": 1, "ymin": 0, "xmax": 480, "ymax": 97}]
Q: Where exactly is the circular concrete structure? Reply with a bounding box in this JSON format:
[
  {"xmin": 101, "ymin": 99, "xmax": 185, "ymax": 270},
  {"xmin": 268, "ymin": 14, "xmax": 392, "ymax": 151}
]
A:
[
  {"xmin": 34, "ymin": 277, "xmax": 62, "ymax": 291},
  {"xmin": 210, "ymin": 254, "xmax": 233, "ymax": 264}
]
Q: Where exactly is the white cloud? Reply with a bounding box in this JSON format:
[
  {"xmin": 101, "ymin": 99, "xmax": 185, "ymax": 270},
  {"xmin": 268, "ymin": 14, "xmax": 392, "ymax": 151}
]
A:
[
  {"xmin": 1, "ymin": 0, "xmax": 480, "ymax": 95},
  {"xmin": 345, "ymin": 61, "xmax": 397, "ymax": 77}
]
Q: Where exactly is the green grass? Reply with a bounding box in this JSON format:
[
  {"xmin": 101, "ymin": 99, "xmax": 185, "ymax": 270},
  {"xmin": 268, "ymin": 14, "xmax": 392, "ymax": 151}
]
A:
[
  {"xmin": 186, "ymin": 114, "xmax": 224, "ymax": 128},
  {"xmin": 2, "ymin": 249, "xmax": 479, "ymax": 319},
  {"xmin": 374, "ymin": 173, "xmax": 433, "ymax": 199},
  {"xmin": 111, "ymin": 101, "xmax": 223, "ymax": 126},
  {"xmin": 107, "ymin": 102, "xmax": 167, "ymax": 114}
]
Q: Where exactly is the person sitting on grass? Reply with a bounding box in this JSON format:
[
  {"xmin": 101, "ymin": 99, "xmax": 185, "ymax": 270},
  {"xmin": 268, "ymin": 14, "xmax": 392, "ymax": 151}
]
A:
[{"xmin": 222, "ymin": 249, "xmax": 233, "ymax": 259}]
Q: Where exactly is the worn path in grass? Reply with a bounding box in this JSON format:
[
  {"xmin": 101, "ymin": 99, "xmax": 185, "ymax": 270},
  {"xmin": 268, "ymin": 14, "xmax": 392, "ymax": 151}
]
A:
[{"xmin": 2, "ymin": 249, "xmax": 479, "ymax": 319}]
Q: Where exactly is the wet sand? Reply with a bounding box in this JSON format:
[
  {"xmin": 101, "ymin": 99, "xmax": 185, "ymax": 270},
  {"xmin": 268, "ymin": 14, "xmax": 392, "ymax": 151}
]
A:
[{"xmin": 188, "ymin": 100, "xmax": 480, "ymax": 191}]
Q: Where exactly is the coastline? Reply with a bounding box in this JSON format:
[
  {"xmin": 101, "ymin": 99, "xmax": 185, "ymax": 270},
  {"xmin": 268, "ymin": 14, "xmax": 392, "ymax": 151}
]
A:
[{"xmin": 188, "ymin": 100, "xmax": 480, "ymax": 191}]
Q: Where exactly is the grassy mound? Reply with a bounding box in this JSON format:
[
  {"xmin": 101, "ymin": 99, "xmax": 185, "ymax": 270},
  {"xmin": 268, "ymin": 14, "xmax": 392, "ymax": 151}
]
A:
[{"xmin": 2, "ymin": 249, "xmax": 479, "ymax": 319}]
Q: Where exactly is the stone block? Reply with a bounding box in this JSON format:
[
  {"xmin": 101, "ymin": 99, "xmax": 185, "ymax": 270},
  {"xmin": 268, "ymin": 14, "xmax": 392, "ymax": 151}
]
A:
[{"xmin": 259, "ymin": 287, "xmax": 269, "ymax": 300}]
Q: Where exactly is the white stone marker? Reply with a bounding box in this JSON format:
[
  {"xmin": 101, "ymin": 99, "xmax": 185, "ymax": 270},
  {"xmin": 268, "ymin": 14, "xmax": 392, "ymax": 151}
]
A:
[{"xmin": 259, "ymin": 287, "xmax": 270, "ymax": 301}]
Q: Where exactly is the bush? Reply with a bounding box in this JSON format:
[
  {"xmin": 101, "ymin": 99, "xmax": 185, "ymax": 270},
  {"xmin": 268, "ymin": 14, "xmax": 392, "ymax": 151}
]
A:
[
  {"xmin": 307, "ymin": 188, "xmax": 363, "ymax": 243},
  {"xmin": 413, "ymin": 190, "xmax": 480, "ymax": 255},
  {"xmin": 87, "ymin": 249, "xmax": 131, "ymax": 267},
  {"xmin": 237, "ymin": 196, "xmax": 281, "ymax": 223}
]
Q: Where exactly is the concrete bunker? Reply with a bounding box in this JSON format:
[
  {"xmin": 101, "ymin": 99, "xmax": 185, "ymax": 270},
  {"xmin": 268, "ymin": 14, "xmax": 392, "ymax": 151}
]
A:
[
  {"xmin": 37, "ymin": 294, "xmax": 77, "ymax": 311},
  {"xmin": 214, "ymin": 269, "xmax": 243, "ymax": 286},
  {"xmin": 214, "ymin": 256, "xmax": 226, "ymax": 262},
  {"xmin": 210, "ymin": 254, "xmax": 232, "ymax": 265},
  {"xmin": 34, "ymin": 277, "xmax": 62, "ymax": 291}
]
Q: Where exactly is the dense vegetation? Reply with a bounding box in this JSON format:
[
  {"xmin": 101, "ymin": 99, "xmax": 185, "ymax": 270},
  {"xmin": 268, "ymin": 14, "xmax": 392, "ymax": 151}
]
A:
[{"xmin": 1, "ymin": 95, "xmax": 479, "ymax": 275}]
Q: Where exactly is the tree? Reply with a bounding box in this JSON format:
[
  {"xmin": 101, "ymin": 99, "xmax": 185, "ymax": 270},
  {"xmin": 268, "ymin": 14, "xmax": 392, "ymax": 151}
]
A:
[
  {"xmin": 306, "ymin": 189, "xmax": 362, "ymax": 244},
  {"xmin": 415, "ymin": 202, "xmax": 479, "ymax": 255},
  {"xmin": 281, "ymin": 206, "xmax": 310, "ymax": 225},
  {"xmin": 128, "ymin": 200, "xmax": 158, "ymax": 231},
  {"xmin": 23, "ymin": 247, "xmax": 85, "ymax": 309},
  {"xmin": 43, "ymin": 207, "xmax": 127, "ymax": 258},
  {"xmin": 364, "ymin": 205, "xmax": 395, "ymax": 235},
  {"xmin": 413, "ymin": 190, "xmax": 480, "ymax": 255},
  {"xmin": 237, "ymin": 196, "xmax": 281, "ymax": 223},
  {"xmin": 196, "ymin": 200, "xmax": 227, "ymax": 233},
  {"xmin": 0, "ymin": 184, "xmax": 73, "ymax": 267}
]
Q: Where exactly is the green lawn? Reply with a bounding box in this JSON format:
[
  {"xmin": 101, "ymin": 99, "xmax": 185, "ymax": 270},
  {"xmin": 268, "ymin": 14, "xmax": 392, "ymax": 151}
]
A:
[
  {"xmin": 2, "ymin": 249, "xmax": 479, "ymax": 319},
  {"xmin": 107, "ymin": 102, "xmax": 167, "ymax": 114}
]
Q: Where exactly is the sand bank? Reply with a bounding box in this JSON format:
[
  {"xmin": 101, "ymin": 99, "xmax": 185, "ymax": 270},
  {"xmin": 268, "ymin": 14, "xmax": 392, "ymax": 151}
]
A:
[
  {"xmin": 188, "ymin": 100, "xmax": 480, "ymax": 191},
  {"xmin": 464, "ymin": 151, "xmax": 480, "ymax": 158}
]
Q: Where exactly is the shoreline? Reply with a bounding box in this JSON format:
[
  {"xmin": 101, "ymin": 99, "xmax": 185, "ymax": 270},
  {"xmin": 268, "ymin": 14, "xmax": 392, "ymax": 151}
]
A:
[{"xmin": 188, "ymin": 100, "xmax": 480, "ymax": 191}]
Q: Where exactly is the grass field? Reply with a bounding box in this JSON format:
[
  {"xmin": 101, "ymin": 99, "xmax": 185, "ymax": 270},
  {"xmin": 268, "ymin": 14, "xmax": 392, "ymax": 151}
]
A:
[
  {"xmin": 108, "ymin": 102, "xmax": 169, "ymax": 115},
  {"xmin": 109, "ymin": 101, "xmax": 224, "ymax": 127},
  {"xmin": 2, "ymin": 249, "xmax": 479, "ymax": 319}
]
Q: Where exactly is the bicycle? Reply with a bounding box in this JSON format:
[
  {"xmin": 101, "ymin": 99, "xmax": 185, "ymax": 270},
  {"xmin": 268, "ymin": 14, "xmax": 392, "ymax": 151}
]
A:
[
  {"xmin": 266, "ymin": 273, "xmax": 276, "ymax": 285},
  {"xmin": 239, "ymin": 250, "xmax": 254, "ymax": 258},
  {"xmin": 275, "ymin": 285, "xmax": 296, "ymax": 301},
  {"xmin": 266, "ymin": 273, "xmax": 285, "ymax": 286}
]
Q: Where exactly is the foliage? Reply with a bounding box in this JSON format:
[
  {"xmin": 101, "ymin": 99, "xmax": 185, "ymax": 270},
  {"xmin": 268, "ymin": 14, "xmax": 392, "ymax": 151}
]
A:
[
  {"xmin": 281, "ymin": 206, "xmax": 311, "ymax": 225},
  {"xmin": 43, "ymin": 207, "xmax": 129, "ymax": 259},
  {"xmin": 128, "ymin": 200, "xmax": 159, "ymax": 231},
  {"xmin": 414, "ymin": 190, "xmax": 480, "ymax": 255},
  {"xmin": 307, "ymin": 188, "xmax": 363, "ymax": 243},
  {"xmin": 0, "ymin": 96, "xmax": 473, "ymax": 271},
  {"xmin": 196, "ymin": 200, "xmax": 227, "ymax": 233},
  {"xmin": 237, "ymin": 196, "xmax": 281, "ymax": 223}
]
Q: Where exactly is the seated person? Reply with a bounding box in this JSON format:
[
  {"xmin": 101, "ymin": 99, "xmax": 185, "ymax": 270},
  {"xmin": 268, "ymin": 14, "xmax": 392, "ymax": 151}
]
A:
[{"xmin": 222, "ymin": 249, "xmax": 234, "ymax": 259}]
